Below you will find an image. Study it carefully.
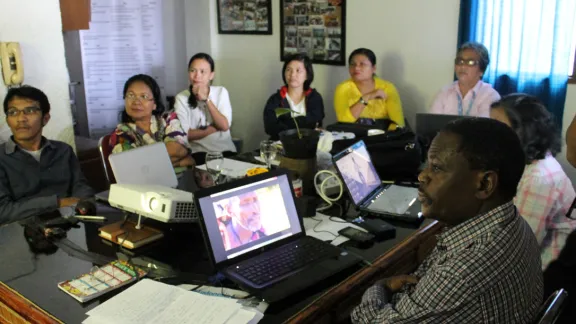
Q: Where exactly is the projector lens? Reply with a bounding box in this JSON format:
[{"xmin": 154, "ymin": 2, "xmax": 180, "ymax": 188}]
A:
[{"xmin": 149, "ymin": 197, "xmax": 158, "ymax": 210}]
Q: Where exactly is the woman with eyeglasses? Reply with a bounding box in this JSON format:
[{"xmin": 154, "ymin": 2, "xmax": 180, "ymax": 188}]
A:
[
  {"xmin": 430, "ymin": 42, "xmax": 500, "ymax": 117},
  {"xmin": 173, "ymin": 53, "xmax": 236, "ymax": 165},
  {"xmin": 490, "ymin": 94, "xmax": 576, "ymax": 269},
  {"xmin": 333, "ymin": 48, "xmax": 405, "ymax": 129},
  {"xmin": 109, "ymin": 74, "xmax": 195, "ymax": 173}
]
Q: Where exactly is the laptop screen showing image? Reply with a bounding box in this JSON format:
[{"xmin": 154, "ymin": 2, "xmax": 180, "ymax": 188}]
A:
[
  {"xmin": 334, "ymin": 141, "xmax": 381, "ymax": 205},
  {"xmin": 197, "ymin": 174, "xmax": 302, "ymax": 264}
]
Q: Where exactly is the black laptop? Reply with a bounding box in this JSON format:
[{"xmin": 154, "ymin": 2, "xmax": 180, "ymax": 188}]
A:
[
  {"xmin": 416, "ymin": 113, "xmax": 472, "ymax": 149},
  {"xmin": 333, "ymin": 140, "xmax": 423, "ymax": 223},
  {"xmin": 194, "ymin": 169, "xmax": 361, "ymax": 302}
]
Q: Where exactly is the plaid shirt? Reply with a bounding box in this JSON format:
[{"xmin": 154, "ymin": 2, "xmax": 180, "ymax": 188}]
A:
[
  {"xmin": 515, "ymin": 154, "xmax": 576, "ymax": 269},
  {"xmin": 351, "ymin": 202, "xmax": 543, "ymax": 324}
]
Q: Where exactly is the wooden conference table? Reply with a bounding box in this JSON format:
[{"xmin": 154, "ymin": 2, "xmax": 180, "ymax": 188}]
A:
[{"xmin": 0, "ymin": 171, "xmax": 441, "ymax": 324}]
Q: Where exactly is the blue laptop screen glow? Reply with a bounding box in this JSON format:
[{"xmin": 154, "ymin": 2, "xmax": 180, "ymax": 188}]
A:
[{"xmin": 334, "ymin": 141, "xmax": 381, "ymax": 205}]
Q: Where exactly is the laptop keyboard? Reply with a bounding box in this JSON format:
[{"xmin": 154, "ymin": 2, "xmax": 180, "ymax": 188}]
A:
[{"xmin": 230, "ymin": 237, "xmax": 339, "ymax": 286}]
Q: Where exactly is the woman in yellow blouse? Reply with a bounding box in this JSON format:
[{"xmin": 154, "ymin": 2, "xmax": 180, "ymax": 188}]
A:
[{"xmin": 334, "ymin": 48, "xmax": 405, "ymax": 129}]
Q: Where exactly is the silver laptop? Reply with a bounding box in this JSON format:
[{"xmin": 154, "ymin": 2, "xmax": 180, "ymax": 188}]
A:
[
  {"xmin": 96, "ymin": 143, "xmax": 177, "ymax": 202},
  {"xmin": 333, "ymin": 140, "xmax": 423, "ymax": 223}
]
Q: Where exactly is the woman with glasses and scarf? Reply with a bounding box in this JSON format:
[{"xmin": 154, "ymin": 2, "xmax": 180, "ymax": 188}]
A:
[
  {"xmin": 490, "ymin": 94, "xmax": 576, "ymax": 269},
  {"xmin": 109, "ymin": 74, "xmax": 194, "ymax": 174},
  {"xmin": 173, "ymin": 53, "xmax": 236, "ymax": 165},
  {"xmin": 430, "ymin": 42, "xmax": 501, "ymax": 117}
]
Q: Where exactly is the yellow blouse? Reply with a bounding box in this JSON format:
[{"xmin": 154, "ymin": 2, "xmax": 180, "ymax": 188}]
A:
[{"xmin": 334, "ymin": 77, "xmax": 405, "ymax": 129}]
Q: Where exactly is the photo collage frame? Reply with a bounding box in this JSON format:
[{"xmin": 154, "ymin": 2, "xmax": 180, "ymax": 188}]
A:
[{"xmin": 280, "ymin": 0, "xmax": 346, "ymax": 65}]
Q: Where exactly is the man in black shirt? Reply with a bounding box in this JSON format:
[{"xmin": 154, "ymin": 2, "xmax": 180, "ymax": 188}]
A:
[{"xmin": 0, "ymin": 86, "xmax": 93, "ymax": 225}]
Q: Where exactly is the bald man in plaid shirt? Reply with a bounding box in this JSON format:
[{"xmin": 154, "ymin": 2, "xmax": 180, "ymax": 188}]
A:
[{"xmin": 352, "ymin": 118, "xmax": 543, "ymax": 323}]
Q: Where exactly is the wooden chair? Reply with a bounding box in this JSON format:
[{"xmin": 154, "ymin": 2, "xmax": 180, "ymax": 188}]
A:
[
  {"xmin": 98, "ymin": 134, "xmax": 115, "ymax": 184},
  {"xmin": 533, "ymin": 289, "xmax": 568, "ymax": 324}
]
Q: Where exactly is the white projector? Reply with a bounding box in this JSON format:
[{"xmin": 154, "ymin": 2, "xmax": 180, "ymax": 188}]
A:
[{"xmin": 108, "ymin": 184, "xmax": 197, "ymax": 223}]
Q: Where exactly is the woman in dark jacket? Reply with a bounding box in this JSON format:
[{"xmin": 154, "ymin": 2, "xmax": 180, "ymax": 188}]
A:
[{"xmin": 263, "ymin": 54, "xmax": 325, "ymax": 140}]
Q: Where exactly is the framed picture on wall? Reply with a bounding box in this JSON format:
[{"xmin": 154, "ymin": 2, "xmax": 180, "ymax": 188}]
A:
[
  {"xmin": 280, "ymin": 0, "xmax": 346, "ymax": 65},
  {"xmin": 217, "ymin": 0, "xmax": 273, "ymax": 35}
]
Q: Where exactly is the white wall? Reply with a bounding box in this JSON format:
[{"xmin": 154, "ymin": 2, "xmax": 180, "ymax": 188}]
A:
[
  {"xmin": 0, "ymin": 0, "xmax": 75, "ymax": 146},
  {"xmin": 206, "ymin": 0, "xmax": 461, "ymax": 151},
  {"xmin": 162, "ymin": 0, "xmax": 188, "ymax": 97}
]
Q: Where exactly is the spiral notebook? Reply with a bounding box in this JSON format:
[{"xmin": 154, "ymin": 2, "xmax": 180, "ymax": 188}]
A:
[{"xmin": 58, "ymin": 260, "xmax": 147, "ymax": 303}]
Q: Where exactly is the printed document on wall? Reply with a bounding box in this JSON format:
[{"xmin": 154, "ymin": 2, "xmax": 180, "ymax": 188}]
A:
[{"xmin": 79, "ymin": 0, "xmax": 165, "ymax": 138}]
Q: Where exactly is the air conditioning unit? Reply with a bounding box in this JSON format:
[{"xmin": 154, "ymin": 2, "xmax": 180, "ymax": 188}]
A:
[{"xmin": 108, "ymin": 184, "xmax": 197, "ymax": 223}]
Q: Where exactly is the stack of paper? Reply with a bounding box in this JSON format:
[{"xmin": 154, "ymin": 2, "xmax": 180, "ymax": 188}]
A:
[{"xmin": 83, "ymin": 279, "xmax": 263, "ymax": 324}]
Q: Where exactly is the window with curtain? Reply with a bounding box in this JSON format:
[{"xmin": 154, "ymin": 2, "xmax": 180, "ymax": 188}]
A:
[{"xmin": 459, "ymin": 0, "xmax": 576, "ymax": 128}]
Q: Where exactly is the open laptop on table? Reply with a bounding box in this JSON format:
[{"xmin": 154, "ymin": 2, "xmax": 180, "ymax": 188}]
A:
[
  {"xmin": 416, "ymin": 113, "xmax": 472, "ymax": 149},
  {"xmin": 333, "ymin": 140, "xmax": 423, "ymax": 223},
  {"xmin": 194, "ymin": 169, "xmax": 362, "ymax": 302},
  {"xmin": 95, "ymin": 142, "xmax": 178, "ymax": 202}
]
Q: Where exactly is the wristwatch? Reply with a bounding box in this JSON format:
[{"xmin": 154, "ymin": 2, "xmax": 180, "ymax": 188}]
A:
[{"xmin": 359, "ymin": 97, "xmax": 368, "ymax": 106}]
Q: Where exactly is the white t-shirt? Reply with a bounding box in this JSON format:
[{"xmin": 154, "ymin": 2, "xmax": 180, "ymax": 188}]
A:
[
  {"xmin": 174, "ymin": 86, "xmax": 236, "ymax": 153},
  {"xmin": 22, "ymin": 147, "xmax": 44, "ymax": 162},
  {"xmin": 286, "ymin": 93, "xmax": 306, "ymax": 116}
]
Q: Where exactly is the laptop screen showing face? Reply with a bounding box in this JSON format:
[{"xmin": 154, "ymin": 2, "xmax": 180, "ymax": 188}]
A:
[
  {"xmin": 334, "ymin": 140, "xmax": 381, "ymax": 205},
  {"xmin": 197, "ymin": 174, "xmax": 302, "ymax": 264}
]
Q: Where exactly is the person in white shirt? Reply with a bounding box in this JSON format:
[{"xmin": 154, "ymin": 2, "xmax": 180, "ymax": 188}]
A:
[
  {"xmin": 173, "ymin": 53, "xmax": 236, "ymax": 164},
  {"xmin": 430, "ymin": 42, "xmax": 501, "ymax": 117}
]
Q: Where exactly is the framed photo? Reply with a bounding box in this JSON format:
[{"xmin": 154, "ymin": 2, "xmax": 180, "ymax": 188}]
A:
[
  {"xmin": 217, "ymin": 0, "xmax": 272, "ymax": 35},
  {"xmin": 280, "ymin": 0, "xmax": 346, "ymax": 65}
]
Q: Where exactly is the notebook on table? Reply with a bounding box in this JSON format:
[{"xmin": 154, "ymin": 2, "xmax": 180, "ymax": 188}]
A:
[
  {"xmin": 194, "ymin": 169, "xmax": 362, "ymax": 302},
  {"xmin": 98, "ymin": 221, "xmax": 164, "ymax": 249},
  {"xmin": 58, "ymin": 260, "xmax": 146, "ymax": 303},
  {"xmin": 333, "ymin": 140, "xmax": 423, "ymax": 223}
]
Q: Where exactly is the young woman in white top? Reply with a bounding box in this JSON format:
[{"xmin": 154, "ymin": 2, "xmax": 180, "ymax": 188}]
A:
[{"xmin": 173, "ymin": 53, "xmax": 236, "ymax": 163}]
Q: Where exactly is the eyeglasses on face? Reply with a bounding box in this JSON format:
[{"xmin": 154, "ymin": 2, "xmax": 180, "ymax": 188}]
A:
[
  {"xmin": 6, "ymin": 106, "xmax": 42, "ymax": 117},
  {"xmin": 455, "ymin": 58, "xmax": 480, "ymax": 66},
  {"xmin": 125, "ymin": 93, "xmax": 154, "ymax": 102}
]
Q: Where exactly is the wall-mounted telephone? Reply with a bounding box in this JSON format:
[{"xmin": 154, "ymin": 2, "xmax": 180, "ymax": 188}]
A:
[{"xmin": 0, "ymin": 42, "xmax": 24, "ymax": 87}]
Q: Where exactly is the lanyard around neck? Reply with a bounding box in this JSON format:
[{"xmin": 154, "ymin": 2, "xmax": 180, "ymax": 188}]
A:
[{"xmin": 456, "ymin": 91, "xmax": 476, "ymax": 116}]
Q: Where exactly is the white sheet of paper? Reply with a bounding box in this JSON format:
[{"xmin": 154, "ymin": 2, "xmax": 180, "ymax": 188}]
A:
[
  {"xmin": 197, "ymin": 158, "xmax": 263, "ymax": 178},
  {"xmin": 303, "ymin": 213, "xmax": 367, "ymax": 246},
  {"xmin": 84, "ymin": 279, "xmax": 260, "ymax": 324},
  {"xmin": 82, "ymin": 316, "xmax": 108, "ymax": 324},
  {"xmin": 226, "ymin": 308, "xmax": 264, "ymax": 324}
]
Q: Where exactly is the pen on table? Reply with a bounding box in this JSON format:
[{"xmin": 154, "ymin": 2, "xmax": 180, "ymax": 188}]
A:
[{"xmin": 74, "ymin": 215, "xmax": 107, "ymax": 221}]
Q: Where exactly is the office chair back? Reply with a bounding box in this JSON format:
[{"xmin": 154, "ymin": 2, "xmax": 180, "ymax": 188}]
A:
[
  {"xmin": 98, "ymin": 134, "xmax": 116, "ymax": 184},
  {"xmin": 533, "ymin": 288, "xmax": 568, "ymax": 324}
]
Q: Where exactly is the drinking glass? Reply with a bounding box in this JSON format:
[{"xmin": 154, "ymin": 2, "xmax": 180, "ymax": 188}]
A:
[
  {"xmin": 260, "ymin": 140, "xmax": 277, "ymax": 170},
  {"xmin": 205, "ymin": 152, "xmax": 224, "ymax": 184}
]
